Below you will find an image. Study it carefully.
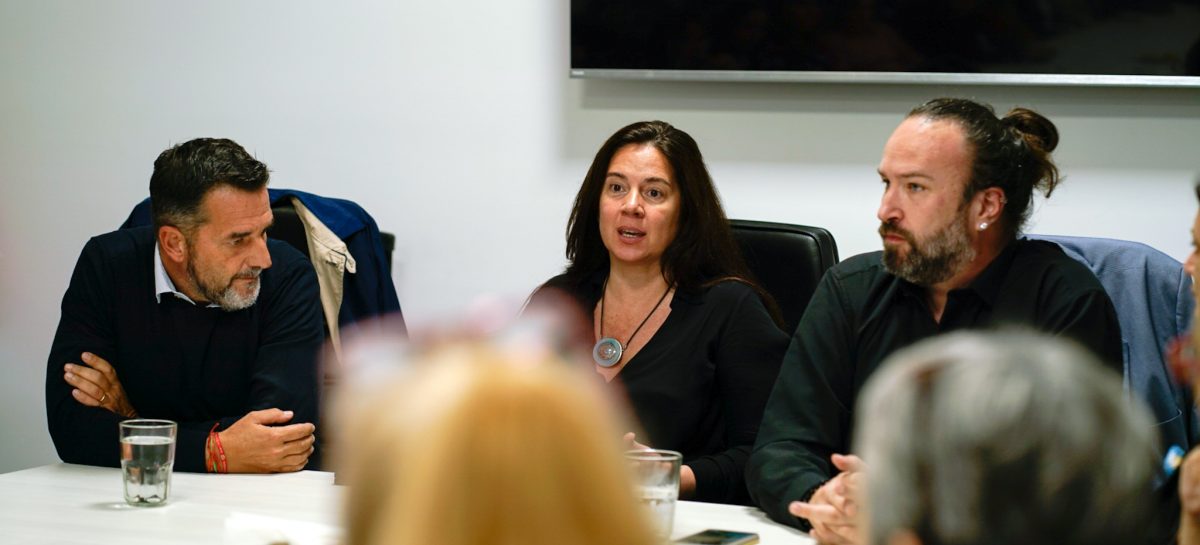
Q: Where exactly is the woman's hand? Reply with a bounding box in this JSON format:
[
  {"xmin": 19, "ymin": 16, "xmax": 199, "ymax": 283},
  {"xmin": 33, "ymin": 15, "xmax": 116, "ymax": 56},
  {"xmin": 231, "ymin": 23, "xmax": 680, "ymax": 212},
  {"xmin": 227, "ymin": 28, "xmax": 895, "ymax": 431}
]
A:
[
  {"xmin": 623, "ymin": 432, "xmax": 650, "ymax": 451},
  {"xmin": 680, "ymin": 464, "xmax": 696, "ymax": 497},
  {"xmin": 624, "ymin": 432, "xmax": 697, "ymax": 497}
]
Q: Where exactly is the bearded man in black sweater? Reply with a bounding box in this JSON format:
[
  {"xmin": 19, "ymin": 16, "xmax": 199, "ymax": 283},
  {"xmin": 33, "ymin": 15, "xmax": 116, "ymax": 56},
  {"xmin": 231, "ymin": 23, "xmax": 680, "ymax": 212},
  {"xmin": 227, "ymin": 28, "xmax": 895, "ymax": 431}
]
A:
[{"xmin": 47, "ymin": 138, "xmax": 323, "ymax": 473}]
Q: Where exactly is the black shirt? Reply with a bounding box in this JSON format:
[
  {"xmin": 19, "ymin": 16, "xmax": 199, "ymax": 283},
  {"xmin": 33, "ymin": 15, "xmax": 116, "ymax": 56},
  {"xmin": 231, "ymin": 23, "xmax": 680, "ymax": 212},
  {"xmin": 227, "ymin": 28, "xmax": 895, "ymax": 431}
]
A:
[
  {"xmin": 46, "ymin": 227, "xmax": 325, "ymax": 472},
  {"xmin": 539, "ymin": 273, "xmax": 789, "ymax": 504},
  {"xmin": 746, "ymin": 239, "xmax": 1123, "ymax": 528}
]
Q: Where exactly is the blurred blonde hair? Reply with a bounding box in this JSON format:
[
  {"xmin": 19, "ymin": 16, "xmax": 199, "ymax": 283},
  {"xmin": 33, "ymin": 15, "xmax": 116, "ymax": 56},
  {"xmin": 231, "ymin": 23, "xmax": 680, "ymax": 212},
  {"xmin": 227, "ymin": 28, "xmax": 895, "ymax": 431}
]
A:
[{"xmin": 339, "ymin": 341, "xmax": 659, "ymax": 545}]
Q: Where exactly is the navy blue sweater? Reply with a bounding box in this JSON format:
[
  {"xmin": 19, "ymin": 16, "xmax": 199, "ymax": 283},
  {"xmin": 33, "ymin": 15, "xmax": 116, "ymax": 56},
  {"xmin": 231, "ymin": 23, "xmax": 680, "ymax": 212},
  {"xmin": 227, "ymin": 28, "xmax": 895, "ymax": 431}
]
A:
[{"xmin": 46, "ymin": 227, "xmax": 324, "ymax": 472}]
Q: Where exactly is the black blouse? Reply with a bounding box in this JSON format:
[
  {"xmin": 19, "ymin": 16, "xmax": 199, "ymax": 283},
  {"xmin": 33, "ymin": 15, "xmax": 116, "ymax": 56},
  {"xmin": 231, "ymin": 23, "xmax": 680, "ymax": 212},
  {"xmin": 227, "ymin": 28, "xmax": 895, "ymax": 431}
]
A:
[{"xmin": 539, "ymin": 273, "xmax": 789, "ymax": 504}]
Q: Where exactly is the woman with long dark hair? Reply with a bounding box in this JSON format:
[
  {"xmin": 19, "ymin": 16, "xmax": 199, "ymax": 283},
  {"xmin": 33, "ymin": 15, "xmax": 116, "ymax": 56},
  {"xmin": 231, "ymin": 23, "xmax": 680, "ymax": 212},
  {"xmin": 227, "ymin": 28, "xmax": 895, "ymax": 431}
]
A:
[{"xmin": 533, "ymin": 120, "xmax": 788, "ymax": 505}]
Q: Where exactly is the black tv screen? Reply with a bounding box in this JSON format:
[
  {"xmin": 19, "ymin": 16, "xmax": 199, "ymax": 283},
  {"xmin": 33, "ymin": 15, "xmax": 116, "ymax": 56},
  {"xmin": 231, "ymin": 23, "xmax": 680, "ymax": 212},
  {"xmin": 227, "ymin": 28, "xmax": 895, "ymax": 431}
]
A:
[{"xmin": 570, "ymin": 0, "xmax": 1200, "ymax": 86}]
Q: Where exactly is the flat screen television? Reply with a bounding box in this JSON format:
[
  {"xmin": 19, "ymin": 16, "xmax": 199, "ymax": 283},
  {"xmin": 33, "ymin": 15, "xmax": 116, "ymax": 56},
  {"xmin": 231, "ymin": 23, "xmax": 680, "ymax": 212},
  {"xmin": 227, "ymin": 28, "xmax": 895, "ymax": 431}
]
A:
[{"xmin": 570, "ymin": 0, "xmax": 1200, "ymax": 87}]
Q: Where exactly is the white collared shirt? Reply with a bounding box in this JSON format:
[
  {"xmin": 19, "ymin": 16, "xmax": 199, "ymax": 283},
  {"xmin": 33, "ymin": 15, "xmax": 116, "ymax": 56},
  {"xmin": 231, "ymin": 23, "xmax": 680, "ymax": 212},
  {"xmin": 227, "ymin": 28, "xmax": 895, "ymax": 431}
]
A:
[{"xmin": 154, "ymin": 243, "xmax": 219, "ymax": 308}]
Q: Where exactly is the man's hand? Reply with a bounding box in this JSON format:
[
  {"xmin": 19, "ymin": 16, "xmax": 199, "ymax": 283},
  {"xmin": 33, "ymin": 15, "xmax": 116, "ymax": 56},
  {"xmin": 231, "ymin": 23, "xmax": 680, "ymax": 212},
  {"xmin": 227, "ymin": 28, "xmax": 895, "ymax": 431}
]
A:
[
  {"xmin": 789, "ymin": 453, "xmax": 865, "ymax": 545},
  {"xmin": 63, "ymin": 352, "xmax": 138, "ymax": 418},
  {"xmin": 218, "ymin": 409, "xmax": 315, "ymax": 473}
]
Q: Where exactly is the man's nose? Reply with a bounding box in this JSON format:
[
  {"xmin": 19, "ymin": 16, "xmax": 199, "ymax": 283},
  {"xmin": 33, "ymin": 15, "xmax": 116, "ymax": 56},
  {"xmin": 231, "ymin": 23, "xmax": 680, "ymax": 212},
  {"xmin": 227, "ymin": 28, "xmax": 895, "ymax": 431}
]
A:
[
  {"xmin": 877, "ymin": 187, "xmax": 901, "ymax": 224},
  {"xmin": 251, "ymin": 236, "xmax": 272, "ymax": 270}
]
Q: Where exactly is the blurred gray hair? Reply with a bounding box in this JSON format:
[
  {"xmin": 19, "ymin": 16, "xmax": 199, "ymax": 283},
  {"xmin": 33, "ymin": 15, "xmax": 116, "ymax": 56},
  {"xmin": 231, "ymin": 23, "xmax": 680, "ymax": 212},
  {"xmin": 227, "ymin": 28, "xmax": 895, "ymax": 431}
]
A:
[{"xmin": 855, "ymin": 330, "xmax": 1157, "ymax": 545}]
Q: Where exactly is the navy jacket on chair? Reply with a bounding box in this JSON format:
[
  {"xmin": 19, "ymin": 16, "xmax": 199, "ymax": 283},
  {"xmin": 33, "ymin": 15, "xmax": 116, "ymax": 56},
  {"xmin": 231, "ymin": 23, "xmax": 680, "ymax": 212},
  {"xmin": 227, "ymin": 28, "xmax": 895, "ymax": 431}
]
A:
[{"xmin": 1028, "ymin": 234, "xmax": 1193, "ymax": 545}]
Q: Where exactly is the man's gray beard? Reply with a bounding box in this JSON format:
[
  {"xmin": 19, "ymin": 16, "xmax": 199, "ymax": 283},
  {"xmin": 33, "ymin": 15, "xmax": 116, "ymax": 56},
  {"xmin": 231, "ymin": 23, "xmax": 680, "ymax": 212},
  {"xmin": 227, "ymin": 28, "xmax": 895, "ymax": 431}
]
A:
[
  {"xmin": 882, "ymin": 216, "xmax": 976, "ymax": 286},
  {"xmin": 187, "ymin": 259, "xmax": 261, "ymax": 312}
]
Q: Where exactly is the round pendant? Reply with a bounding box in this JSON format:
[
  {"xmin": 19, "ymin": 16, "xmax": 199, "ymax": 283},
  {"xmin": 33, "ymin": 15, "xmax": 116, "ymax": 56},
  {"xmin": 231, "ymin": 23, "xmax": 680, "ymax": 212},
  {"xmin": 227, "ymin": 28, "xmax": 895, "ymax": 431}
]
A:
[{"xmin": 593, "ymin": 337, "xmax": 623, "ymax": 367}]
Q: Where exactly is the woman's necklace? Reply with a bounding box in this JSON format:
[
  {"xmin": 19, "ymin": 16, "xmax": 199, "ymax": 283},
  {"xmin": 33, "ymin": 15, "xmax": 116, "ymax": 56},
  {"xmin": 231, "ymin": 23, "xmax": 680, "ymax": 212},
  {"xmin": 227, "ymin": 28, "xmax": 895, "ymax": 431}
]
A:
[{"xmin": 593, "ymin": 277, "xmax": 671, "ymax": 368}]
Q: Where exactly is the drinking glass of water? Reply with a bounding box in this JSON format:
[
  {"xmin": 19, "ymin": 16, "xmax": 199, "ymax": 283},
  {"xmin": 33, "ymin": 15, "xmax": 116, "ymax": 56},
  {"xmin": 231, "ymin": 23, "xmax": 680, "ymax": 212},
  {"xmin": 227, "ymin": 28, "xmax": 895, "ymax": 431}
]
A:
[
  {"xmin": 625, "ymin": 449, "xmax": 682, "ymax": 541},
  {"xmin": 119, "ymin": 419, "xmax": 177, "ymax": 507}
]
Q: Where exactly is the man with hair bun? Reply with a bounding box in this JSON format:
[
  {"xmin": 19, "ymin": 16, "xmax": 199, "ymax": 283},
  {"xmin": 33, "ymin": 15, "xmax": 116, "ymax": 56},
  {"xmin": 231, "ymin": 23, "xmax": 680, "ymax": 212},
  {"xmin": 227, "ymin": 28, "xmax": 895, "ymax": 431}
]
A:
[{"xmin": 746, "ymin": 97, "xmax": 1122, "ymax": 544}]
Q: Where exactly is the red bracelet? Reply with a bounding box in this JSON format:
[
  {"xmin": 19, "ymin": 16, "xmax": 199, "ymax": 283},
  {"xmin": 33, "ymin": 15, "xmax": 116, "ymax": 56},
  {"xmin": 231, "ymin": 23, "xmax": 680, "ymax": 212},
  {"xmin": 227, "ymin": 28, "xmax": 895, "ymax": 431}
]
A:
[
  {"xmin": 205, "ymin": 423, "xmax": 216, "ymax": 473},
  {"xmin": 205, "ymin": 432, "xmax": 216, "ymax": 473},
  {"xmin": 214, "ymin": 432, "xmax": 227, "ymax": 474},
  {"xmin": 209, "ymin": 423, "xmax": 228, "ymax": 474}
]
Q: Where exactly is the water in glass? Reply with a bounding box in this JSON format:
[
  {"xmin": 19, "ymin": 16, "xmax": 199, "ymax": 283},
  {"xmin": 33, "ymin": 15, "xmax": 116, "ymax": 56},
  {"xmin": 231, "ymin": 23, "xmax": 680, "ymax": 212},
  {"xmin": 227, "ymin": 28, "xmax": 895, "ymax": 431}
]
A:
[
  {"xmin": 121, "ymin": 435, "xmax": 174, "ymax": 506},
  {"xmin": 638, "ymin": 483, "xmax": 678, "ymax": 540}
]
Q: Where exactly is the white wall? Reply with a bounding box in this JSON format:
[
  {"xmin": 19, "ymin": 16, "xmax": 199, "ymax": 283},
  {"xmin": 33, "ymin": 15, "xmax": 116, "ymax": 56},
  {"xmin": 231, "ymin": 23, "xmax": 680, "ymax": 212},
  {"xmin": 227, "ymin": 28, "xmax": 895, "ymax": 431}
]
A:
[{"xmin": 2, "ymin": 0, "xmax": 1198, "ymax": 473}]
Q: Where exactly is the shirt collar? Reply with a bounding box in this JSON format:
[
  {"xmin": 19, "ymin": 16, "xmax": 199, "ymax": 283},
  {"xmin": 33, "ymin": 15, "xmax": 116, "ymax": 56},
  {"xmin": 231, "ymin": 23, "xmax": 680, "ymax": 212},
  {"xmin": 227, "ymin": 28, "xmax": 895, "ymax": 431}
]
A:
[
  {"xmin": 959, "ymin": 240, "xmax": 1020, "ymax": 307},
  {"xmin": 154, "ymin": 243, "xmax": 219, "ymax": 308}
]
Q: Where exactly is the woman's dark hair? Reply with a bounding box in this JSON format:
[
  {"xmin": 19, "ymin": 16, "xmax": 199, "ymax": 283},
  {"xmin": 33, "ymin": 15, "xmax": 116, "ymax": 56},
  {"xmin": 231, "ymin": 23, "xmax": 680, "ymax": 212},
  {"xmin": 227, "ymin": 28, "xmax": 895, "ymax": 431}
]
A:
[
  {"xmin": 149, "ymin": 137, "xmax": 270, "ymax": 234},
  {"xmin": 563, "ymin": 120, "xmax": 779, "ymax": 323},
  {"xmin": 909, "ymin": 98, "xmax": 1061, "ymax": 241}
]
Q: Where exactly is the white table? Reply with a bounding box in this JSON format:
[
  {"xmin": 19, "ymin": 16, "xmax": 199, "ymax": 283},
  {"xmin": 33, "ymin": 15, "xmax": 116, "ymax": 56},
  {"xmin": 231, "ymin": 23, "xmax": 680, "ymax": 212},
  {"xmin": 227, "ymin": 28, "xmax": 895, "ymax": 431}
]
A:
[
  {"xmin": 670, "ymin": 497, "xmax": 815, "ymax": 545},
  {"xmin": 0, "ymin": 464, "xmax": 814, "ymax": 544}
]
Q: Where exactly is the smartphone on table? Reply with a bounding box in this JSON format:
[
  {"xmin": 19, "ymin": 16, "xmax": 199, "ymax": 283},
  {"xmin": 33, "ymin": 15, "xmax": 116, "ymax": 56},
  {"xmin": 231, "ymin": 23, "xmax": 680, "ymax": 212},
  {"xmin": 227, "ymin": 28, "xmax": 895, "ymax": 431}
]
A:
[{"xmin": 674, "ymin": 529, "xmax": 759, "ymax": 545}]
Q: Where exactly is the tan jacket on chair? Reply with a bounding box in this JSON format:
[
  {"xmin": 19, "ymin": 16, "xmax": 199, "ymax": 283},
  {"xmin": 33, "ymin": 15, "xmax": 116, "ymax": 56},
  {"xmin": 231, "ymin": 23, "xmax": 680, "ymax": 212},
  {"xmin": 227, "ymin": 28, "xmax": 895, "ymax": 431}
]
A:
[{"xmin": 289, "ymin": 196, "xmax": 356, "ymax": 369}]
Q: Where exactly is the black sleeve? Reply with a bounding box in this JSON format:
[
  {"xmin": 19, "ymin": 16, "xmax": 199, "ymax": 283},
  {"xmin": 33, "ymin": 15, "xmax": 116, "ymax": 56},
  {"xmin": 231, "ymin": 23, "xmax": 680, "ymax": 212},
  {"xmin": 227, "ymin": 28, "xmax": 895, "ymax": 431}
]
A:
[
  {"xmin": 746, "ymin": 271, "xmax": 856, "ymax": 529},
  {"xmin": 161, "ymin": 255, "xmax": 324, "ymax": 473},
  {"xmin": 45, "ymin": 239, "xmax": 125, "ymax": 467},
  {"xmin": 174, "ymin": 253, "xmax": 324, "ymax": 472},
  {"xmin": 242, "ymin": 253, "xmax": 325, "ymax": 469},
  {"xmin": 1043, "ymin": 285, "xmax": 1124, "ymax": 376},
  {"xmin": 687, "ymin": 286, "xmax": 788, "ymax": 504}
]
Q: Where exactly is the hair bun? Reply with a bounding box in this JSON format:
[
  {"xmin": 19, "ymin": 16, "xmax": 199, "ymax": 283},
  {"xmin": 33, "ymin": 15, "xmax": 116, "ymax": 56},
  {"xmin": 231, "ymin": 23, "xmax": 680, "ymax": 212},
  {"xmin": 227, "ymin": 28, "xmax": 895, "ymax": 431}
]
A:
[{"xmin": 1003, "ymin": 108, "xmax": 1059, "ymax": 153}]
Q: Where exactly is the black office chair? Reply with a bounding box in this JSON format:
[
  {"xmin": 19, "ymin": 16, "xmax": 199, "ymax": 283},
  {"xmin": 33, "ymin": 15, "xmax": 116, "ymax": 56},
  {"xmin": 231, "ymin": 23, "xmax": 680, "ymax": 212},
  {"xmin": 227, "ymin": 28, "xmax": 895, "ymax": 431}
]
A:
[
  {"xmin": 730, "ymin": 219, "xmax": 839, "ymax": 335},
  {"xmin": 268, "ymin": 201, "xmax": 396, "ymax": 273},
  {"xmin": 267, "ymin": 202, "xmax": 310, "ymax": 258}
]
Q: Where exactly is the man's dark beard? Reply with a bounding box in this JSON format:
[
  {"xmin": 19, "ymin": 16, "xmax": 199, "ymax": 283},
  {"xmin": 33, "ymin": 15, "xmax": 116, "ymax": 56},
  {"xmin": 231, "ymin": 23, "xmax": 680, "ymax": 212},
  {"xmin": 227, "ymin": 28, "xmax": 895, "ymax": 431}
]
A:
[{"xmin": 880, "ymin": 215, "xmax": 975, "ymax": 286}]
